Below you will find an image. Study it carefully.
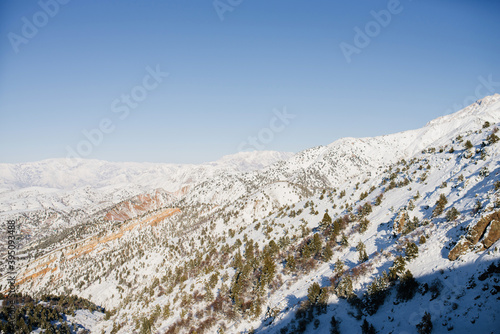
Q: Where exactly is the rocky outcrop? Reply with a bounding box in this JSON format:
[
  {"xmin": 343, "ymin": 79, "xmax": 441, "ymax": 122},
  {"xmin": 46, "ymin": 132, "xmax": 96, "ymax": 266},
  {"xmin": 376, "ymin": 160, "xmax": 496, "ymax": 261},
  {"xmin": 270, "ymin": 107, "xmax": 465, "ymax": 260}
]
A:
[
  {"xmin": 104, "ymin": 189, "xmax": 175, "ymax": 222},
  {"xmin": 482, "ymin": 220, "xmax": 500, "ymax": 249},
  {"xmin": 449, "ymin": 210, "xmax": 500, "ymax": 261},
  {"xmin": 13, "ymin": 207, "xmax": 180, "ymax": 287}
]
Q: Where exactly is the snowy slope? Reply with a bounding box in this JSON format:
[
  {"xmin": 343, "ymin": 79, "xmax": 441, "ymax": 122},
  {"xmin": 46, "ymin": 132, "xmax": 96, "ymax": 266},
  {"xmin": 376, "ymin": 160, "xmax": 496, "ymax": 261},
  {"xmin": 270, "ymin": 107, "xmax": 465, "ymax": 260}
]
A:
[{"xmin": 3, "ymin": 94, "xmax": 500, "ymax": 334}]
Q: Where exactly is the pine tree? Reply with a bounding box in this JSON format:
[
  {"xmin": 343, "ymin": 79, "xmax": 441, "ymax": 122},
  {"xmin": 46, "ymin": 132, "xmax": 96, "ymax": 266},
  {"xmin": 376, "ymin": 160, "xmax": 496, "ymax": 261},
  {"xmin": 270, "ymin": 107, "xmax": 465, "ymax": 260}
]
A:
[
  {"xmin": 307, "ymin": 282, "xmax": 322, "ymax": 304},
  {"xmin": 334, "ymin": 258, "xmax": 345, "ymax": 276},
  {"xmin": 487, "ymin": 132, "xmax": 499, "ymax": 144},
  {"xmin": 245, "ymin": 241, "xmax": 255, "ymax": 263},
  {"xmin": 416, "ymin": 312, "xmax": 433, "ymax": 334},
  {"xmin": 397, "ymin": 269, "xmax": 418, "ymax": 301},
  {"xmin": 365, "ymin": 272, "xmax": 390, "ymax": 315},
  {"xmin": 162, "ymin": 303, "xmax": 171, "ymax": 319},
  {"xmin": 361, "ymin": 319, "xmax": 376, "ymax": 334},
  {"xmin": 340, "ymin": 233, "xmax": 349, "ymax": 248},
  {"xmin": 320, "ymin": 212, "xmax": 332, "ymax": 230},
  {"xmin": 323, "ymin": 243, "xmax": 333, "ymax": 261},
  {"xmin": 432, "ymin": 194, "xmax": 448, "ymax": 217},
  {"xmin": 465, "ymin": 140, "xmax": 473, "ymax": 150},
  {"xmin": 330, "ymin": 315, "xmax": 340, "ymax": 334},
  {"xmin": 360, "ymin": 202, "xmax": 372, "ymax": 217},
  {"xmin": 445, "ymin": 207, "xmax": 460, "ymax": 221},
  {"xmin": 389, "ymin": 255, "xmax": 406, "ymax": 280},
  {"xmin": 286, "ymin": 254, "xmax": 296, "ymax": 272},
  {"xmin": 260, "ymin": 252, "xmax": 276, "ymax": 288},
  {"xmin": 359, "ymin": 218, "xmax": 370, "ymax": 233},
  {"xmin": 335, "ymin": 275, "xmax": 353, "ymax": 298},
  {"xmin": 333, "ymin": 218, "xmax": 342, "ymax": 236},
  {"xmin": 140, "ymin": 317, "xmax": 151, "ymax": 334},
  {"xmin": 232, "ymin": 252, "xmax": 243, "ymax": 271},
  {"xmin": 405, "ymin": 242, "xmax": 419, "ymax": 260},
  {"xmin": 356, "ymin": 241, "xmax": 368, "ymax": 263},
  {"xmin": 311, "ymin": 233, "xmax": 323, "ymax": 256}
]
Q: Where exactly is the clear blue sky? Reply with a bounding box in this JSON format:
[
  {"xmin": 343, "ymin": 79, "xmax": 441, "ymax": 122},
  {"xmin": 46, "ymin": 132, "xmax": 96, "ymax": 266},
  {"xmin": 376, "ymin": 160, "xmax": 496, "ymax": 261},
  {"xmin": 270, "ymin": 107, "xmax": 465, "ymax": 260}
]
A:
[{"xmin": 1, "ymin": 0, "xmax": 499, "ymax": 163}]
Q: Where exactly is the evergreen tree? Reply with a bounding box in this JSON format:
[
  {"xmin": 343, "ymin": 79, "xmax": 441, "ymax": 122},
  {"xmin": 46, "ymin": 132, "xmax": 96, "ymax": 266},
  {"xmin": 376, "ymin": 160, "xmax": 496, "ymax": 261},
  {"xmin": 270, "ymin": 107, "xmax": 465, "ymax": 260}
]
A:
[
  {"xmin": 356, "ymin": 241, "xmax": 368, "ymax": 263},
  {"xmin": 285, "ymin": 254, "xmax": 296, "ymax": 272},
  {"xmin": 416, "ymin": 312, "xmax": 433, "ymax": 334},
  {"xmin": 389, "ymin": 255, "xmax": 406, "ymax": 280},
  {"xmin": 335, "ymin": 275, "xmax": 353, "ymax": 298},
  {"xmin": 432, "ymin": 194, "xmax": 448, "ymax": 217},
  {"xmin": 445, "ymin": 207, "xmax": 460, "ymax": 221},
  {"xmin": 311, "ymin": 233, "xmax": 323, "ymax": 256},
  {"xmin": 307, "ymin": 282, "xmax": 322, "ymax": 305},
  {"xmin": 487, "ymin": 132, "xmax": 499, "ymax": 144},
  {"xmin": 359, "ymin": 218, "xmax": 370, "ymax": 233},
  {"xmin": 335, "ymin": 258, "xmax": 345, "ymax": 276},
  {"xmin": 359, "ymin": 202, "xmax": 372, "ymax": 217},
  {"xmin": 361, "ymin": 319, "xmax": 376, "ymax": 334},
  {"xmin": 232, "ymin": 252, "xmax": 243, "ymax": 271},
  {"xmin": 365, "ymin": 273, "xmax": 389, "ymax": 315},
  {"xmin": 261, "ymin": 252, "xmax": 276, "ymax": 288},
  {"xmin": 405, "ymin": 242, "xmax": 419, "ymax": 260},
  {"xmin": 323, "ymin": 243, "xmax": 333, "ymax": 261},
  {"xmin": 340, "ymin": 233, "xmax": 349, "ymax": 248},
  {"xmin": 397, "ymin": 269, "xmax": 418, "ymax": 301},
  {"xmin": 320, "ymin": 212, "xmax": 332, "ymax": 230},
  {"xmin": 330, "ymin": 315, "xmax": 340, "ymax": 334},
  {"xmin": 333, "ymin": 218, "xmax": 342, "ymax": 236},
  {"xmin": 140, "ymin": 317, "xmax": 152, "ymax": 334},
  {"xmin": 245, "ymin": 241, "xmax": 255, "ymax": 263}
]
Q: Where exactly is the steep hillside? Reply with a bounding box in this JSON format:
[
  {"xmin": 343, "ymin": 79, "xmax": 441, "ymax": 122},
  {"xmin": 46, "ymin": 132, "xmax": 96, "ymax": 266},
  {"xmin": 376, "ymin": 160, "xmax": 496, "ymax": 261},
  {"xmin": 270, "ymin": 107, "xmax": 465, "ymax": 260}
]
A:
[{"xmin": 2, "ymin": 95, "xmax": 500, "ymax": 334}]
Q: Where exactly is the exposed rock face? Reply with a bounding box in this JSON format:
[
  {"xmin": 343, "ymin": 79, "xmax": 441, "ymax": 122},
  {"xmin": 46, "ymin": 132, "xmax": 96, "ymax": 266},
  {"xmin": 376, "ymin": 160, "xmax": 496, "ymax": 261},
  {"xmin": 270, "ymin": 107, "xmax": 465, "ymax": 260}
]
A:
[
  {"xmin": 448, "ymin": 238, "xmax": 473, "ymax": 261},
  {"xmin": 449, "ymin": 210, "xmax": 500, "ymax": 261},
  {"xmin": 482, "ymin": 220, "xmax": 500, "ymax": 249},
  {"xmin": 393, "ymin": 211, "xmax": 409, "ymax": 234},
  {"xmin": 104, "ymin": 189, "xmax": 175, "ymax": 222}
]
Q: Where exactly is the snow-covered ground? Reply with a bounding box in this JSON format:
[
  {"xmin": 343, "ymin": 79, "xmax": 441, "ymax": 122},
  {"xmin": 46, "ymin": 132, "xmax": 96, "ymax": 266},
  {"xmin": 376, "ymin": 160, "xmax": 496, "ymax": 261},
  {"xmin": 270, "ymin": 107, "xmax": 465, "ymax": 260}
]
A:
[{"xmin": 2, "ymin": 94, "xmax": 500, "ymax": 333}]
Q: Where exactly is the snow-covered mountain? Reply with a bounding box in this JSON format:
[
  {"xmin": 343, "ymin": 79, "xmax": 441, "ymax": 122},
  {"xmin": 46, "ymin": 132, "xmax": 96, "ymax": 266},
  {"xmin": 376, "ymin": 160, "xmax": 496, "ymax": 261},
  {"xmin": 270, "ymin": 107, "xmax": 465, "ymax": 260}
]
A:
[
  {"xmin": 0, "ymin": 150, "xmax": 294, "ymax": 191},
  {"xmin": 2, "ymin": 94, "xmax": 500, "ymax": 334},
  {"xmin": 0, "ymin": 151, "xmax": 294, "ymax": 249}
]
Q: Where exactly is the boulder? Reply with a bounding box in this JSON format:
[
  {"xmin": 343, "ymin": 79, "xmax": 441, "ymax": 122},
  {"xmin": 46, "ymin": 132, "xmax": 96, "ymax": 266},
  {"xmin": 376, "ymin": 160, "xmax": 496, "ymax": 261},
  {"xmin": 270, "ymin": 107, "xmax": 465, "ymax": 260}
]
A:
[
  {"xmin": 448, "ymin": 210, "xmax": 500, "ymax": 261},
  {"xmin": 482, "ymin": 220, "xmax": 500, "ymax": 249}
]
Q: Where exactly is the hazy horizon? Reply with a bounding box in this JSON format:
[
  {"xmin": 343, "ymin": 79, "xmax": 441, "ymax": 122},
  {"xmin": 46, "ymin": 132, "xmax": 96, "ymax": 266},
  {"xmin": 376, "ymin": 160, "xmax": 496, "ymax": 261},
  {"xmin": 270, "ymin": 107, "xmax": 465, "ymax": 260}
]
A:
[{"xmin": 1, "ymin": 0, "xmax": 499, "ymax": 164}]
